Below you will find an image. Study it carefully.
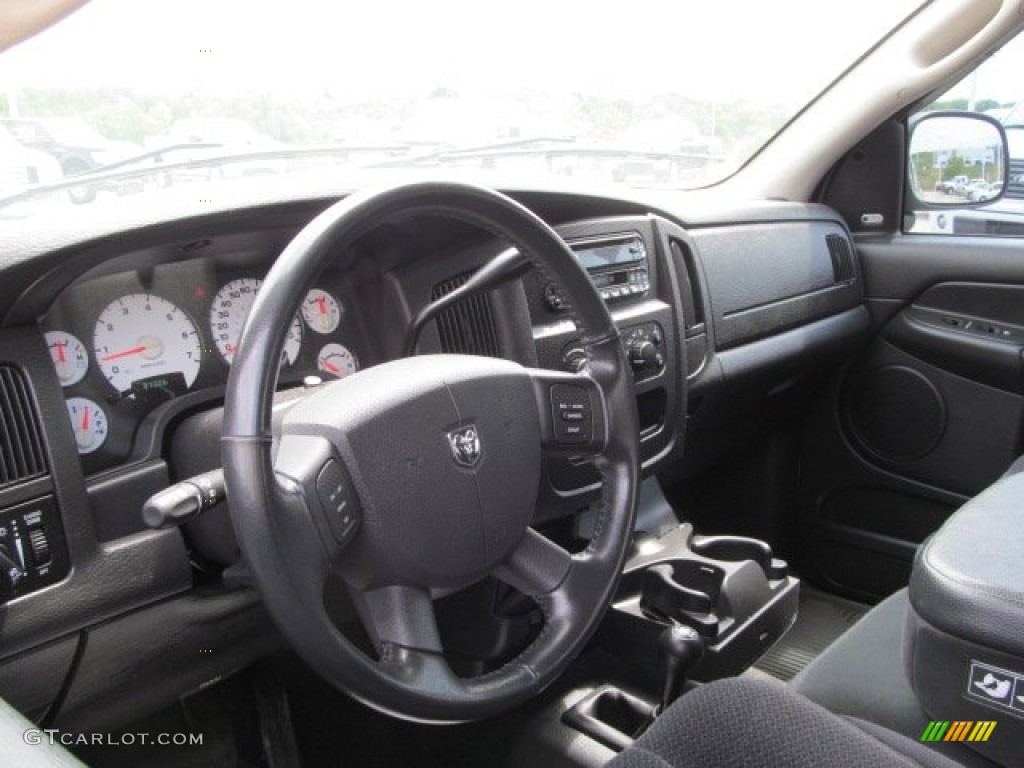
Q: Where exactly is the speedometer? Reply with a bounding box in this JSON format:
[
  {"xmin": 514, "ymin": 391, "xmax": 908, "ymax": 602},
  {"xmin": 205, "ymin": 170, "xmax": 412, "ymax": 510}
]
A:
[
  {"xmin": 94, "ymin": 294, "xmax": 202, "ymax": 395},
  {"xmin": 209, "ymin": 278, "xmax": 303, "ymax": 366}
]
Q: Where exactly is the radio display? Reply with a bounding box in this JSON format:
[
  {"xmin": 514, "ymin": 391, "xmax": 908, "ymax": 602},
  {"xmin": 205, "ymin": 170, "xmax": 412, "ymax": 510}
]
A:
[{"xmin": 573, "ymin": 235, "xmax": 646, "ymax": 271}]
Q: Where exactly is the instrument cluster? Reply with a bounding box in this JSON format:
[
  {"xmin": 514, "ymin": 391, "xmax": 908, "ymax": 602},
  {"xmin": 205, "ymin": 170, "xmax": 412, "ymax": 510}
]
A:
[{"xmin": 39, "ymin": 259, "xmax": 362, "ymax": 474}]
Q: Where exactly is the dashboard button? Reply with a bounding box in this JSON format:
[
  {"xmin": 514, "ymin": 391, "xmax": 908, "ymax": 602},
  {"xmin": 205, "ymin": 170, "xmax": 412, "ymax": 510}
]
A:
[
  {"xmin": 316, "ymin": 459, "xmax": 360, "ymax": 545},
  {"xmin": 550, "ymin": 384, "xmax": 592, "ymax": 444},
  {"xmin": 27, "ymin": 527, "xmax": 50, "ymax": 566}
]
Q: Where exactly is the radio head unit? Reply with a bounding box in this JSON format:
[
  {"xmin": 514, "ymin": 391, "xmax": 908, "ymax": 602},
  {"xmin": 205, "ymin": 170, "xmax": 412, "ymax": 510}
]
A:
[
  {"xmin": 574, "ymin": 233, "xmax": 646, "ymax": 271},
  {"xmin": 576, "ymin": 233, "xmax": 650, "ymax": 302},
  {"xmin": 542, "ymin": 232, "xmax": 651, "ymax": 311}
]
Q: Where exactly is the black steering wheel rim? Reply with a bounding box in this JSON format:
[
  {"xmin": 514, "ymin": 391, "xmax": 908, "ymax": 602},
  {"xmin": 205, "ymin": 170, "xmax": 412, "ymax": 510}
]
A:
[{"xmin": 222, "ymin": 181, "xmax": 640, "ymax": 722}]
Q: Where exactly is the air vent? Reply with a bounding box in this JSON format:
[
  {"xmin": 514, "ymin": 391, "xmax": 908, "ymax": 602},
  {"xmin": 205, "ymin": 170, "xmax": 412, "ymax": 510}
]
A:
[
  {"xmin": 669, "ymin": 240, "xmax": 705, "ymax": 334},
  {"xmin": 0, "ymin": 367, "xmax": 47, "ymax": 488},
  {"xmin": 826, "ymin": 233, "xmax": 856, "ymax": 284},
  {"xmin": 431, "ymin": 272, "xmax": 501, "ymax": 357}
]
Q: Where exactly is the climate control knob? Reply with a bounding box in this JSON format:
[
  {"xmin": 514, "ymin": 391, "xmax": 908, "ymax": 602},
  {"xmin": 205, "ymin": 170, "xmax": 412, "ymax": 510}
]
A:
[{"xmin": 562, "ymin": 347, "xmax": 588, "ymax": 373}]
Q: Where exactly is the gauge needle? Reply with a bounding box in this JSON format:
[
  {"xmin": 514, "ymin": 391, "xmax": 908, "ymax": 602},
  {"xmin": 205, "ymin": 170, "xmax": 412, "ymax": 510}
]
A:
[
  {"xmin": 101, "ymin": 345, "xmax": 148, "ymax": 361},
  {"xmin": 81, "ymin": 407, "xmax": 90, "ymax": 430},
  {"xmin": 56, "ymin": 341, "xmax": 66, "ymax": 363},
  {"xmin": 322, "ymin": 360, "xmax": 340, "ymax": 374},
  {"xmin": 317, "ymin": 296, "xmax": 327, "ymax": 315}
]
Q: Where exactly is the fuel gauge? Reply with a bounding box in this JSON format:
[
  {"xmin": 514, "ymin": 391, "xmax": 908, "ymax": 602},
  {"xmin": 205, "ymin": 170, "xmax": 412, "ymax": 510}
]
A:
[{"xmin": 65, "ymin": 397, "xmax": 109, "ymax": 455}]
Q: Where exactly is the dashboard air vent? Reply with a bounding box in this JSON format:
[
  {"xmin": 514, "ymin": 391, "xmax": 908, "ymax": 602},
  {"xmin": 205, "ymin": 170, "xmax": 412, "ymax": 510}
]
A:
[
  {"xmin": 0, "ymin": 366, "xmax": 47, "ymax": 488},
  {"xmin": 669, "ymin": 240, "xmax": 705, "ymax": 334},
  {"xmin": 431, "ymin": 272, "xmax": 501, "ymax": 357},
  {"xmin": 826, "ymin": 233, "xmax": 856, "ymax": 284}
]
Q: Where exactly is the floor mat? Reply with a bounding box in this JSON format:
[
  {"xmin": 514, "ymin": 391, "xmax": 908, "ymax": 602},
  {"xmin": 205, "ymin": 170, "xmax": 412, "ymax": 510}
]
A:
[{"xmin": 753, "ymin": 587, "xmax": 869, "ymax": 682}]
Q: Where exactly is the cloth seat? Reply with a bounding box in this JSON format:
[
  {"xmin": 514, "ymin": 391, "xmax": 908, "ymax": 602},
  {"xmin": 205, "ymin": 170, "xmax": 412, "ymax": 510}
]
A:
[
  {"xmin": 608, "ymin": 677, "xmax": 964, "ymax": 768},
  {"xmin": 791, "ymin": 588, "xmax": 995, "ymax": 767}
]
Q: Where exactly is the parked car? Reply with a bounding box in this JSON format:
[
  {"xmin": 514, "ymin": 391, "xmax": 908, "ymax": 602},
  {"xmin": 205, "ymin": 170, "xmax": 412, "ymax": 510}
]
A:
[
  {"xmin": 936, "ymin": 173, "xmax": 968, "ymax": 194},
  {"xmin": 143, "ymin": 117, "xmax": 287, "ymax": 185},
  {"xmin": 965, "ymin": 178, "xmax": 997, "ymax": 200},
  {"xmin": 0, "ymin": 124, "xmax": 61, "ymax": 199},
  {"xmin": 0, "ymin": 118, "xmax": 141, "ymax": 202}
]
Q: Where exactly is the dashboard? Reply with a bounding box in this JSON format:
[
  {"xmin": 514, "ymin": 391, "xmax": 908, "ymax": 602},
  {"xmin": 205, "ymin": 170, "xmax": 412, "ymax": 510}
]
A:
[
  {"xmin": 0, "ymin": 187, "xmax": 869, "ymax": 731},
  {"xmin": 40, "ymin": 261, "xmax": 362, "ymax": 473}
]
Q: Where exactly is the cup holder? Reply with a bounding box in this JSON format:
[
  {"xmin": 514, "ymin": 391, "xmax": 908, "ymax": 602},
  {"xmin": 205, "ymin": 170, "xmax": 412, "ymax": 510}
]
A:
[
  {"xmin": 639, "ymin": 562, "xmax": 723, "ymax": 636},
  {"xmin": 691, "ymin": 535, "xmax": 788, "ymax": 580},
  {"xmin": 605, "ymin": 523, "xmax": 800, "ymax": 682}
]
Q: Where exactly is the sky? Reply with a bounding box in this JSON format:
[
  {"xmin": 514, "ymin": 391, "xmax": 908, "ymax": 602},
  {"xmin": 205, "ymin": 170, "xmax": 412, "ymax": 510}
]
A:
[
  {"xmin": 0, "ymin": 0, "xmax": 927, "ymax": 106},
  {"xmin": 940, "ymin": 34, "xmax": 1024, "ymax": 108}
]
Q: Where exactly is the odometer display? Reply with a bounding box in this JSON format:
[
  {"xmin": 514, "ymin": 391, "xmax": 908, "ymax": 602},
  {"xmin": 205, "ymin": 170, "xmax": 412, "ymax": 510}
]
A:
[{"xmin": 94, "ymin": 294, "xmax": 202, "ymax": 395}]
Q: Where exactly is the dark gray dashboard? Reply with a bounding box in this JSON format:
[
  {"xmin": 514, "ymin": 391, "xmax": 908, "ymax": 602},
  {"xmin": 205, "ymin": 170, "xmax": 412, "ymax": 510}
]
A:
[{"xmin": 0, "ymin": 188, "xmax": 867, "ymax": 731}]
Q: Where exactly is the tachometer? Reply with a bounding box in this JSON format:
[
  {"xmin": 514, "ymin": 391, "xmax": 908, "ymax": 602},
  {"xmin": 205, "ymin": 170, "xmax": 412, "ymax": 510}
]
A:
[
  {"xmin": 301, "ymin": 289, "xmax": 342, "ymax": 335},
  {"xmin": 209, "ymin": 278, "xmax": 303, "ymax": 365},
  {"xmin": 65, "ymin": 397, "xmax": 108, "ymax": 454},
  {"xmin": 45, "ymin": 330, "xmax": 89, "ymax": 387},
  {"xmin": 94, "ymin": 294, "xmax": 202, "ymax": 395},
  {"xmin": 317, "ymin": 343, "xmax": 358, "ymax": 379}
]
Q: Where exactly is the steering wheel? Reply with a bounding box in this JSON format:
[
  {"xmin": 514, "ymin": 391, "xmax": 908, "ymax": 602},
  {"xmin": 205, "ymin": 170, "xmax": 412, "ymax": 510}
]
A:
[{"xmin": 222, "ymin": 182, "xmax": 640, "ymax": 722}]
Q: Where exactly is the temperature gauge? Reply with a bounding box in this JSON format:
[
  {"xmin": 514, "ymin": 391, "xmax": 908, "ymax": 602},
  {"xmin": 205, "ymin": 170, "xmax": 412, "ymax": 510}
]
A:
[
  {"xmin": 65, "ymin": 397, "xmax": 108, "ymax": 455},
  {"xmin": 45, "ymin": 331, "xmax": 89, "ymax": 387},
  {"xmin": 317, "ymin": 343, "xmax": 358, "ymax": 379},
  {"xmin": 302, "ymin": 289, "xmax": 342, "ymax": 335}
]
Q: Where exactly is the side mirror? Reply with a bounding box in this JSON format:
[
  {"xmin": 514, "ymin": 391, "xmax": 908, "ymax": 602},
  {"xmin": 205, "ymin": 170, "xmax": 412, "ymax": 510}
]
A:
[{"xmin": 908, "ymin": 112, "xmax": 1007, "ymax": 207}]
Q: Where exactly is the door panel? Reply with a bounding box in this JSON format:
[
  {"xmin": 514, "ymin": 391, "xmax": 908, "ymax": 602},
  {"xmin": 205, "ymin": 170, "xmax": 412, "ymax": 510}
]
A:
[{"xmin": 798, "ymin": 235, "xmax": 1024, "ymax": 601}]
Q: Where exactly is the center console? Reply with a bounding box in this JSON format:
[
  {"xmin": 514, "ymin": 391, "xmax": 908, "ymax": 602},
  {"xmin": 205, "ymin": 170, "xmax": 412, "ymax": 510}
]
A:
[
  {"xmin": 604, "ymin": 524, "xmax": 798, "ymax": 680},
  {"xmin": 508, "ymin": 504, "xmax": 800, "ymax": 766},
  {"xmin": 531, "ymin": 216, "xmax": 698, "ymax": 512},
  {"xmin": 556, "ymin": 521, "xmax": 798, "ymax": 754}
]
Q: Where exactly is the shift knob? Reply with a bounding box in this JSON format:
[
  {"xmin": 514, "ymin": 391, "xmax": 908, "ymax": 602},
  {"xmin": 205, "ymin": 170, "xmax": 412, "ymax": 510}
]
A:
[{"xmin": 657, "ymin": 624, "xmax": 705, "ymax": 714}]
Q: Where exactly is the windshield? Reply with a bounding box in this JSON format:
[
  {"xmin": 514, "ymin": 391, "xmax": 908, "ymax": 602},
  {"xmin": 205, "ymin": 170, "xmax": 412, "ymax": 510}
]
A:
[{"xmin": 0, "ymin": 0, "xmax": 922, "ymax": 216}]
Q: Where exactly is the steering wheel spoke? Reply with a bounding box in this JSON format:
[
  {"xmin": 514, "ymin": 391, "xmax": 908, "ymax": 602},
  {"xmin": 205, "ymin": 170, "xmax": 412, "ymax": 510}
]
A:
[
  {"xmin": 273, "ymin": 432, "xmax": 362, "ymax": 555},
  {"xmin": 493, "ymin": 527, "xmax": 573, "ymax": 598},
  {"xmin": 355, "ymin": 583, "xmax": 444, "ymax": 655},
  {"xmin": 527, "ymin": 367, "xmax": 609, "ymax": 457}
]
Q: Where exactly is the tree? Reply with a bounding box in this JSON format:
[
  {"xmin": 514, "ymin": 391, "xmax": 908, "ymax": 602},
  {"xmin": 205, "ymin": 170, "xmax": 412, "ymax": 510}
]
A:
[{"xmin": 944, "ymin": 152, "xmax": 967, "ymax": 178}]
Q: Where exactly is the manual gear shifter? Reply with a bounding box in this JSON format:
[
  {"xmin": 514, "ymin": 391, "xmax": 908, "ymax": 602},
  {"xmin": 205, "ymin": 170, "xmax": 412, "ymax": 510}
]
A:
[{"xmin": 657, "ymin": 623, "xmax": 705, "ymax": 714}]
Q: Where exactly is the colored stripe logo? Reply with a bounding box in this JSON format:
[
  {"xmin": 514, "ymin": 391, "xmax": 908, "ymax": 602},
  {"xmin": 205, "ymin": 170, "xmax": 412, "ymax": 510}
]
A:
[{"xmin": 921, "ymin": 721, "xmax": 997, "ymax": 742}]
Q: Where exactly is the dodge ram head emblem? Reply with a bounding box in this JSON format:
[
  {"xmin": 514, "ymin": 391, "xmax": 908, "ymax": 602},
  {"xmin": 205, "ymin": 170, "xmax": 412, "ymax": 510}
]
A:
[{"xmin": 447, "ymin": 425, "xmax": 481, "ymax": 468}]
